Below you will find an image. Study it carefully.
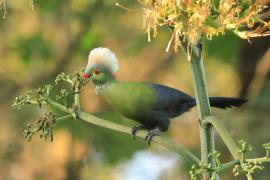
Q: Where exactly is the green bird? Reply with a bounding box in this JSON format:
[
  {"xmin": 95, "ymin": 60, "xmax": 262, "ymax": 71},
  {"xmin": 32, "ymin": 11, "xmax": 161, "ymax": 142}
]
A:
[{"xmin": 82, "ymin": 47, "xmax": 247, "ymax": 144}]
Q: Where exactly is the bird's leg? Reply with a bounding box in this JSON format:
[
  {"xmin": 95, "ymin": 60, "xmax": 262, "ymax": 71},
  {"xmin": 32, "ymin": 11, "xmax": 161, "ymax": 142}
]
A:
[
  {"xmin": 145, "ymin": 129, "xmax": 160, "ymax": 146},
  {"xmin": 131, "ymin": 125, "xmax": 147, "ymax": 140}
]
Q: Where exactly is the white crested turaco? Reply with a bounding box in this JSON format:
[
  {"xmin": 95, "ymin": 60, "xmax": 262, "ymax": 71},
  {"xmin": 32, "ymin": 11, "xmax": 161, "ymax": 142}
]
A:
[{"xmin": 82, "ymin": 47, "xmax": 247, "ymax": 145}]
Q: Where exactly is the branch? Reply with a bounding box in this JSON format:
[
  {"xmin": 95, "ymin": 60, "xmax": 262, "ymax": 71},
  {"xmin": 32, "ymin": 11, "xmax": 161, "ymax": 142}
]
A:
[
  {"xmin": 216, "ymin": 156, "xmax": 270, "ymax": 173},
  {"xmin": 203, "ymin": 116, "xmax": 254, "ymax": 179},
  {"xmin": 47, "ymin": 98, "xmax": 200, "ymax": 166},
  {"xmin": 216, "ymin": 160, "xmax": 240, "ymax": 173},
  {"xmin": 188, "ymin": 43, "xmax": 217, "ymax": 179},
  {"xmin": 203, "ymin": 116, "xmax": 239, "ymax": 159},
  {"xmin": 247, "ymin": 157, "xmax": 270, "ymax": 163}
]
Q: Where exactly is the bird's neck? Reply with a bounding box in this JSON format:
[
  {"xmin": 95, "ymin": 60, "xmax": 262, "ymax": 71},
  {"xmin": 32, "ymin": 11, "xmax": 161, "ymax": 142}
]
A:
[{"xmin": 94, "ymin": 79, "xmax": 117, "ymax": 96}]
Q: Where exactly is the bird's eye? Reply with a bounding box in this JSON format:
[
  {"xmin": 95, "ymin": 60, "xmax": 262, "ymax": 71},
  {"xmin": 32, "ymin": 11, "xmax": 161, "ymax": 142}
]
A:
[{"xmin": 93, "ymin": 68, "xmax": 101, "ymax": 75}]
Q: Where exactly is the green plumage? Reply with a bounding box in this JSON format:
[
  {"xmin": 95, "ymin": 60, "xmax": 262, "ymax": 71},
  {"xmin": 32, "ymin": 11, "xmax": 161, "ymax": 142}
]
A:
[{"xmin": 98, "ymin": 82, "xmax": 157, "ymax": 124}]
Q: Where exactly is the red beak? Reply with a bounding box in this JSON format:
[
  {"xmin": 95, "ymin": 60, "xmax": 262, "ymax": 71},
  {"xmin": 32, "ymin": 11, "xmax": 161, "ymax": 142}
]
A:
[{"xmin": 82, "ymin": 73, "xmax": 89, "ymax": 78}]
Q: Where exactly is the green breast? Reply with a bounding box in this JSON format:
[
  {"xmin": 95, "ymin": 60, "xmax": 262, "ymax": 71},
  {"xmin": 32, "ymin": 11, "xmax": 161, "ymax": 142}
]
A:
[{"xmin": 99, "ymin": 82, "xmax": 156, "ymax": 119}]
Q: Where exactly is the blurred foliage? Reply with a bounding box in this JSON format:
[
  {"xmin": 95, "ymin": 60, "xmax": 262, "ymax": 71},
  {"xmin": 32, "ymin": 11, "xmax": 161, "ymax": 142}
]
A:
[
  {"xmin": 204, "ymin": 32, "xmax": 240, "ymax": 63},
  {"xmin": 0, "ymin": 0, "xmax": 269, "ymax": 179},
  {"xmin": 17, "ymin": 33, "xmax": 54, "ymax": 64}
]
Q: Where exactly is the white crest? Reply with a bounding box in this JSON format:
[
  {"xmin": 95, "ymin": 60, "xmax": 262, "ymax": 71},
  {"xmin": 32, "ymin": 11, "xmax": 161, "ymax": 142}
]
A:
[{"xmin": 86, "ymin": 47, "xmax": 119, "ymax": 73}]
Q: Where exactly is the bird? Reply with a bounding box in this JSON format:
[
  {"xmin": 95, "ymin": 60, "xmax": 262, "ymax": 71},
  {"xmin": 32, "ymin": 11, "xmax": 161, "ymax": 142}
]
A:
[{"xmin": 82, "ymin": 47, "xmax": 247, "ymax": 144}]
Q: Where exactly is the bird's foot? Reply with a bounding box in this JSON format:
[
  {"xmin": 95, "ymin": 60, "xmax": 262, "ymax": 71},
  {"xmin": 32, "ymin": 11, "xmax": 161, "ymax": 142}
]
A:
[
  {"xmin": 131, "ymin": 125, "xmax": 146, "ymax": 140},
  {"xmin": 145, "ymin": 129, "xmax": 160, "ymax": 146}
]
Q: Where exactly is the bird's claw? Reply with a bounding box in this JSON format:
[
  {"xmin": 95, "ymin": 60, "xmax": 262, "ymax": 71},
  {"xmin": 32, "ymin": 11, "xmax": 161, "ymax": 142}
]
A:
[
  {"xmin": 145, "ymin": 129, "xmax": 160, "ymax": 146},
  {"xmin": 131, "ymin": 125, "xmax": 145, "ymax": 140},
  {"xmin": 131, "ymin": 128, "xmax": 137, "ymax": 140}
]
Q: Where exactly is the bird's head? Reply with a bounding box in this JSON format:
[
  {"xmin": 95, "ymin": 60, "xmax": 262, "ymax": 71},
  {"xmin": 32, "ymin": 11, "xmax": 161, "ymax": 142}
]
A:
[{"xmin": 82, "ymin": 47, "xmax": 119, "ymax": 85}]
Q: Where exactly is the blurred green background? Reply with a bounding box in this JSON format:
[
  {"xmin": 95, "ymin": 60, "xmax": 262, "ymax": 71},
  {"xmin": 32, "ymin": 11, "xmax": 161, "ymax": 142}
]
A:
[{"xmin": 0, "ymin": 0, "xmax": 270, "ymax": 179}]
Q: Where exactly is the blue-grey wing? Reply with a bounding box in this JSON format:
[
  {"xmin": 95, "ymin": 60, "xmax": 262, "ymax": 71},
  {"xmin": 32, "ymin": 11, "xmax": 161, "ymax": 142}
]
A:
[{"xmin": 149, "ymin": 83, "xmax": 195, "ymax": 117}]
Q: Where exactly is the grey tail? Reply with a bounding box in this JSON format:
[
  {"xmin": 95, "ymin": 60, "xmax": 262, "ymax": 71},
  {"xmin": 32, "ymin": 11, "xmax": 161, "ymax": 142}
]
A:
[
  {"xmin": 188, "ymin": 97, "xmax": 247, "ymax": 109},
  {"xmin": 209, "ymin": 97, "xmax": 247, "ymax": 109}
]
